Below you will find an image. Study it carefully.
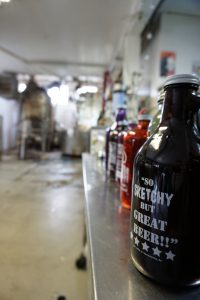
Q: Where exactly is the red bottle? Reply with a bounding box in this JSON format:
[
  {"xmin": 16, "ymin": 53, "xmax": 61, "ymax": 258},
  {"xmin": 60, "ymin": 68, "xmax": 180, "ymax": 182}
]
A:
[
  {"xmin": 115, "ymin": 122, "xmax": 137, "ymax": 183},
  {"xmin": 120, "ymin": 115, "xmax": 151, "ymax": 209}
]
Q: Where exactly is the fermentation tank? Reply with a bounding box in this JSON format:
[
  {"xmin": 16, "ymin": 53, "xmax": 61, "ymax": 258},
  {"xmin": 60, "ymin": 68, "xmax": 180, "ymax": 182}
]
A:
[{"xmin": 18, "ymin": 80, "xmax": 53, "ymax": 159}]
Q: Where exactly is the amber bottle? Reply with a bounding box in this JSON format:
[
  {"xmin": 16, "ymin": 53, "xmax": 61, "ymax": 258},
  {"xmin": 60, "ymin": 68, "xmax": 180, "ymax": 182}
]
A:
[{"xmin": 120, "ymin": 115, "xmax": 151, "ymax": 209}]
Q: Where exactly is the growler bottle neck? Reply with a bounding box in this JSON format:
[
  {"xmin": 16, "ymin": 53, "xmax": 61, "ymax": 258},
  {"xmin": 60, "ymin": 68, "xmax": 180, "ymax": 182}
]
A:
[{"xmin": 161, "ymin": 85, "xmax": 198, "ymax": 123}]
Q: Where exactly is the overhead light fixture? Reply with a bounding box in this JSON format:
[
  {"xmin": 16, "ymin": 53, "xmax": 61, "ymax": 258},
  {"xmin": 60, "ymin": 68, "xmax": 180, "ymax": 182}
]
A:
[
  {"xmin": 47, "ymin": 84, "xmax": 69, "ymax": 106},
  {"xmin": 18, "ymin": 82, "xmax": 27, "ymax": 93},
  {"xmin": 146, "ymin": 32, "xmax": 153, "ymax": 40},
  {"xmin": 76, "ymin": 85, "xmax": 98, "ymax": 95},
  {"xmin": 0, "ymin": 0, "xmax": 11, "ymax": 6},
  {"xmin": 0, "ymin": 0, "xmax": 11, "ymax": 4}
]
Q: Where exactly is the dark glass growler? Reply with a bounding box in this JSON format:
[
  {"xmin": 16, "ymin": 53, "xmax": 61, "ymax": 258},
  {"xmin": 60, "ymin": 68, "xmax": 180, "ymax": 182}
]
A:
[{"xmin": 130, "ymin": 74, "xmax": 200, "ymax": 286}]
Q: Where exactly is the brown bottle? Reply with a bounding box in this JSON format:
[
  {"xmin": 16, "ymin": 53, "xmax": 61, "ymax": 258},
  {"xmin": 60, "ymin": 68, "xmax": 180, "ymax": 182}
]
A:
[{"xmin": 130, "ymin": 74, "xmax": 200, "ymax": 287}]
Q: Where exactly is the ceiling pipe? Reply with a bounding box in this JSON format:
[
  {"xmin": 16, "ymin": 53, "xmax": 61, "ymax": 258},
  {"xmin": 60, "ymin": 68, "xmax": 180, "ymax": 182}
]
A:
[
  {"xmin": 0, "ymin": 45, "xmax": 27, "ymax": 63},
  {"xmin": 28, "ymin": 60, "xmax": 108, "ymax": 69}
]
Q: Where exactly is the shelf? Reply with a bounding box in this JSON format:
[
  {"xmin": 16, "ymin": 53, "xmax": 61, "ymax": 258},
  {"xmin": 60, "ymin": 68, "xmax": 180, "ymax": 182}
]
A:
[{"xmin": 82, "ymin": 153, "xmax": 200, "ymax": 300}]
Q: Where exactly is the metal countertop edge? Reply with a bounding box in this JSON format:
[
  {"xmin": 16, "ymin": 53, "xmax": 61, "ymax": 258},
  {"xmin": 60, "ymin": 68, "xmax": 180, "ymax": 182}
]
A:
[{"xmin": 82, "ymin": 153, "xmax": 98, "ymax": 300}]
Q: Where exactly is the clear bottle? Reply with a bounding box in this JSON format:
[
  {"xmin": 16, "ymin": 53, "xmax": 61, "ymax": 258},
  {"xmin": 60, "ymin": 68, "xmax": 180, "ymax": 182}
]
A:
[
  {"xmin": 130, "ymin": 74, "xmax": 200, "ymax": 286},
  {"xmin": 107, "ymin": 107, "xmax": 128, "ymax": 179},
  {"xmin": 120, "ymin": 115, "xmax": 151, "ymax": 209}
]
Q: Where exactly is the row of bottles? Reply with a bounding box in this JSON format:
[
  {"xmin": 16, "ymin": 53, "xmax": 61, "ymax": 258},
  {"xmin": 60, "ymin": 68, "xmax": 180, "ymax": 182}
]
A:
[
  {"xmin": 104, "ymin": 74, "xmax": 200, "ymax": 287},
  {"xmin": 106, "ymin": 106, "xmax": 152, "ymax": 209}
]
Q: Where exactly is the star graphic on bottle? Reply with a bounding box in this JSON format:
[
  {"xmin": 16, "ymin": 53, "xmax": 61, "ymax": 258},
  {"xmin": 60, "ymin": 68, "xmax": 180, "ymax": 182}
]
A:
[
  {"xmin": 134, "ymin": 236, "xmax": 139, "ymax": 246},
  {"xmin": 142, "ymin": 242, "xmax": 149, "ymax": 252},
  {"xmin": 130, "ymin": 231, "xmax": 133, "ymax": 240},
  {"xmin": 165, "ymin": 250, "xmax": 176, "ymax": 261},
  {"xmin": 152, "ymin": 246, "xmax": 161, "ymax": 257}
]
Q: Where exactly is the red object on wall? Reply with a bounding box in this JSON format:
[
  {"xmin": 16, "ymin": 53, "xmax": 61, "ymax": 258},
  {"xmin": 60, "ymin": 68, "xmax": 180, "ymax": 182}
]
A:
[{"xmin": 160, "ymin": 51, "xmax": 176, "ymax": 77}]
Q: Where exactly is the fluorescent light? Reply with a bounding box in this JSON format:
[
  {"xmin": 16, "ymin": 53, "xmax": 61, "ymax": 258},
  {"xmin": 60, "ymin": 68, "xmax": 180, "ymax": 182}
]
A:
[
  {"xmin": 18, "ymin": 82, "xmax": 27, "ymax": 93},
  {"xmin": 76, "ymin": 85, "xmax": 98, "ymax": 95},
  {"xmin": 59, "ymin": 84, "xmax": 69, "ymax": 105},
  {"xmin": 146, "ymin": 32, "xmax": 153, "ymax": 40},
  {"xmin": 1, "ymin": 0, "xmax": 11, "ymax": 3},
  {"xmin": 47, "ymin": 86, "xmax": 60, "ymax": 106},
  {"xmin": 47, "ymin": 84, "xmax": 69, "ymax": 106}
]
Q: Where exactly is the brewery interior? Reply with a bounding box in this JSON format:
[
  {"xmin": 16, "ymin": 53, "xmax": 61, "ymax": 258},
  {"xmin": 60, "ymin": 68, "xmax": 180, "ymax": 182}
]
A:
[{"xmin": 0, "ymin": 0, "xmax": 200, "ymax": 299}]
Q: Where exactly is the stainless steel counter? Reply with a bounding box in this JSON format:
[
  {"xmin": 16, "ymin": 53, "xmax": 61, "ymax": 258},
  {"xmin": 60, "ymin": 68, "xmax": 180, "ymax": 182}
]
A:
[{"xmin": 82, "ymin": 153, "xmax": 200, "ymax": 300}]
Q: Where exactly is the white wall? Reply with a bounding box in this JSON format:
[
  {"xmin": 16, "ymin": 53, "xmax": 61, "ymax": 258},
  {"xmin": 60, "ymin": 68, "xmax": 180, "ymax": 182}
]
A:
[
  {"xmin": 123, "ymin": 34, "xmax": 141, "ymax": 88},
  {"xmin": 77, "ymin": 94, "xmax": 102, "ymax": 128},
  {"xmin": 160, "ymin": 13, "xmax": 200, "ymax": 75},
  {"xmin": 0, "ymin": 97, "xmax": 20, "ymax": 151},
  {"xmin": 141, "ymin": 12, "xmax": 200, "ymax": 97},
  {"xmin": 140, "ymin": 30, "xmax": 161, "ymax": 102},
  {"xmin": 122, "ymin": 34, "xmax": 141, "ymax": 120}
]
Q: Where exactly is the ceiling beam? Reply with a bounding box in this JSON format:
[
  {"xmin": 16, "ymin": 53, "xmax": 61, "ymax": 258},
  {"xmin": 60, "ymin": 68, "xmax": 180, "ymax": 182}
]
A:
[
  {"xmin": 0, "ymin": 45, "xmax": 108, "ymax": 71},
  {"xmin": 0, "ymin": 45, "xmax": 27, "ymax": 63},
  {"xmin": 28, "ymin": 60, "xmax": 108, "ymax": 69}
]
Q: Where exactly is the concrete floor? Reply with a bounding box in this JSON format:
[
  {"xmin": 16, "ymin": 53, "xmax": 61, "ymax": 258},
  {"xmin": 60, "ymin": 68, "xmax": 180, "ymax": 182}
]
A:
[{"xmin": 0, "ymin": 154, "xmax": 88, "ymax": 300}]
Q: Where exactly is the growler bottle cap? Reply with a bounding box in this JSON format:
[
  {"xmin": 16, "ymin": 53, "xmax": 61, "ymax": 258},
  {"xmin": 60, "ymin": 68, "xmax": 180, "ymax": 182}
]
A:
[
  {"xmin": 164, "ymin": 74, "xmax": 199, "ymax": 88},
  {"xmin": 138, "ymin": 114, "xmax": 152, "ymax": 121}
]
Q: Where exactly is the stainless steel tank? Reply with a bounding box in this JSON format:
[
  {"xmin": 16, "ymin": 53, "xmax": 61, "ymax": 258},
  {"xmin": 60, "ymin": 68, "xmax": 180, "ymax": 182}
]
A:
[{"xmin": 18, "ymin": 80, "xmax": 53, "ymax": 159}]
